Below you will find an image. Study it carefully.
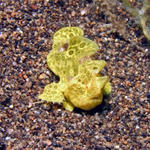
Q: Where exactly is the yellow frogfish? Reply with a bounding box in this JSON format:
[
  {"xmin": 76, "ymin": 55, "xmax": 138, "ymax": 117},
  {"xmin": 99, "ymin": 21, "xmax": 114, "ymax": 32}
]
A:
[{"xmin": 39, "ymin": 27, "xmax": 111, "ymax": 111}]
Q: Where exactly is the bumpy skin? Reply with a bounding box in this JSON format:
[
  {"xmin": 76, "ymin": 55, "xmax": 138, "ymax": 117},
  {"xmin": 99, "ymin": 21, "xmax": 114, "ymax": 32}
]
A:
[{"xmin": 39, "ymin": 27, "xmax": 111, "ymax": 111}]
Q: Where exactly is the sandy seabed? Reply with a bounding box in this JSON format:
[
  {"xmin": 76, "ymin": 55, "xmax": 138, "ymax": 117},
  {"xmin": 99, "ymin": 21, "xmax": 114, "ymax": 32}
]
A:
[{"xmin": 0, "ymin": 0, "xmax": 149, "ymax": 149}]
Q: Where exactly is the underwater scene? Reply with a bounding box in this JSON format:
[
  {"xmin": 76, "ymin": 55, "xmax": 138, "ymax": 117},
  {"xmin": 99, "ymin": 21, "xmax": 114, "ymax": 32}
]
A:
[{"xmin": 0, "ymin": 0, "xmax": 149, "ymax": 149}]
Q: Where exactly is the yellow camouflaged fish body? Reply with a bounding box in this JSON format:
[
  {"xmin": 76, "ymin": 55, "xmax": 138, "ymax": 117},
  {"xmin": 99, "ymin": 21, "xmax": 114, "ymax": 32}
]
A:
[{"xmin": 39, "ymin": 27, "xmax": 111, "ymax": 111}]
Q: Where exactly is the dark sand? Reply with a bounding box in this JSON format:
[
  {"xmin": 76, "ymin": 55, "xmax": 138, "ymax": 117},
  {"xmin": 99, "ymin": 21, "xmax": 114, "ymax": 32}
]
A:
[{"xmin": 0, "ymin": 0, "xmax": 149, "ymax": 149}]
